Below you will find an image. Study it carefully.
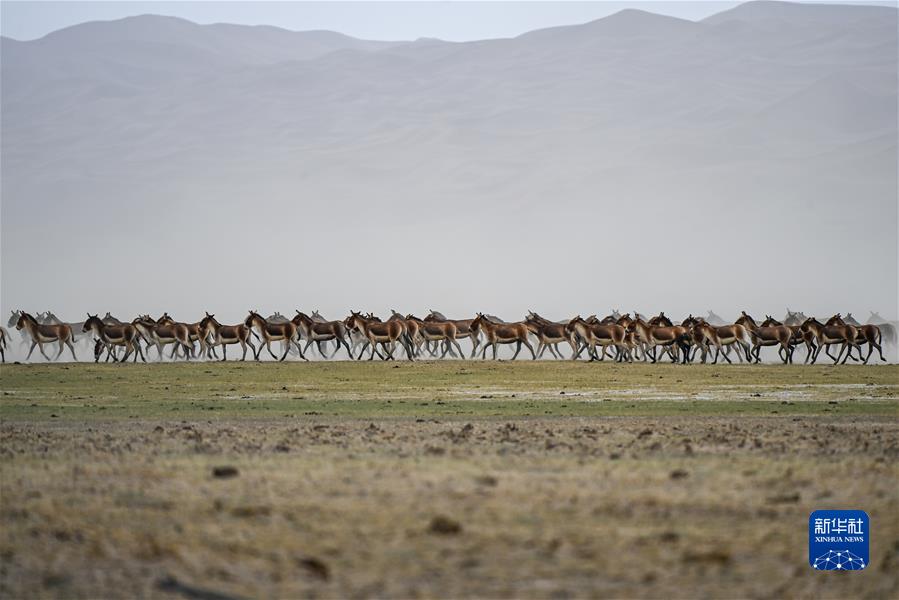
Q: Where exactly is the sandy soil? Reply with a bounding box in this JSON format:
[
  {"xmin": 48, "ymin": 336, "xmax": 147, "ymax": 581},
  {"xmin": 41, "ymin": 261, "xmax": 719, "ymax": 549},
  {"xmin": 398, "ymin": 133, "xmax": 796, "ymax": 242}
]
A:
[{"xmin": 2, "ymin": 414, "xmax": 897, "ymax": 599}]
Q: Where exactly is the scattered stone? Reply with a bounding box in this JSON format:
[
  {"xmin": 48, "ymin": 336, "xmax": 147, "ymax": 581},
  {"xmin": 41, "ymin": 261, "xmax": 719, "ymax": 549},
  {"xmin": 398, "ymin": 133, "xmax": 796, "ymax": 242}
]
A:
[
  {"xmin": 231, "ymin": 505, "xmax": 271, "ymax": 518},
  {"xmin": 156, "ymin": 575, "xmax": 244, "ymax": 600},
  {"xmin": 212, "ymin": 466, "xmax": 239, "ymax": 479},
  {"xmin": 297, "ymin": 556, "xmax": 330, "ymax": 581},
  {"xmin": 428, "ymin": 515, "xmax": 462, "ymax": 535},
  {"xmin": 42, "ymin": 573, "xmax": 72, "ymax": 588},
  {"xmin": 766, "ymin": 492, "xmax": 800, "ymax": 504},
  {"xmin": 659, "ymin": 531, "xmax": 680, "ymax": 543},
  {"xmin": 682, "ymin": 549, "xmax": 732, "ymax": 565}
]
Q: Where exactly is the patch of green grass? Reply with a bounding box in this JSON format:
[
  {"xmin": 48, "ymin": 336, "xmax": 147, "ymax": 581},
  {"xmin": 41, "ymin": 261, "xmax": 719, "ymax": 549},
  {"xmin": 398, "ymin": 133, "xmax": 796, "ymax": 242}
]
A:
[{"xmin": 1, "ymin": 361, "xmax": 896, "ymax": 420}]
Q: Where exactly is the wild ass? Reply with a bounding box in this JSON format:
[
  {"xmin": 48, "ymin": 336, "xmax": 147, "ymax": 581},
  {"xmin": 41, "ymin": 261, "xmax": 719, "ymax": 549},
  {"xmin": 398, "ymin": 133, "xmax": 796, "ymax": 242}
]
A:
[
  {"xmin": 682, "ymin": 316, "xmax": 753, "ymax": 364},
  {"xmin": 243, "ymin": 311, "xmax": 305, "ymax": 361},
  {"xmin": 625, "ymin": 316, "xmax": 688, "ymax": 363},
  {"xmin": 424, "ymin": 310, "xmax": 481, "ymax": 358},
  {"xmin": 825, "ymin": 314, "xmax": 886, "ymax": 364},
  {"xmin": 525, "ymin": 311, "xmax": 576, "ymax": 359},
  {"xmin": 82, "ymin": 314, "xmax": 145, "ymax": 362},
  {"xmin": 292, "ymin": 311, "xmax": 353, "ymax": 359},
  {"xmin": 132, "ymin": 316, "xmax": 194, "ymax": 361},
  {"xmin": 470, "ymin": 313, "xmax": 536, "ymax": 360},
  {"xmin": 406, "ymin": 314, "xmax": 465, "ymax": 359},
  {"xmin": 799, "ymin": 316, "xmax": 861, "ymax": 365},
  {"xmin": 0, "ymin": 326, "xmax": 8, "ymax": 363},
  {"xmin": 760, "ymin": 316, "xmax": 817, "ymax": 364},
  {"xmin": 156, "ymin": 313, "xmax": 217, "ymax": 359},
  {"xmin": 15, "ymin": 312, "xmax": 78, "ymax": 361},
  {"xmin": 344, "ymin": 312, "xmax": 414, "ymax": 360},
  {"xmin": 197, "ymin": 313, "xmax": 258, "ymax": 361},
  {"xmin": 734, "ymin": 312, "xmax": 793, "ymax": 364},
  {"xmin": 567, "ymin": 316, "xmax": 631, "ymax": 362}
]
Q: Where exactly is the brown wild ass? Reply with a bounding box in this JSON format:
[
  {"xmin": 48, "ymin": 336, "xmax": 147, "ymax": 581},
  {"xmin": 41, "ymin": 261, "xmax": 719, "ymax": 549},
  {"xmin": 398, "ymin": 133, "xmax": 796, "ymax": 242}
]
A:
[
  {"xmin": 681, "ymin": 316, "xmax": 753, "ymax": 364},
  {"xmin": 525, "ymin": 312, "xmax": 577, "ymax": 359},
  {"xmin": 799, "ymin": 316, "xmax": 860, "ymax": 365},
  {"xmin": 292, "ymin": 311, "xmax": 353, "ymax": 359},
  {"xmin": 470, "ymin": 313, "xmax": 536, "ymax": 360},
  {"xmin": 425, "ymin": 311, "xmax": 482, "ymax": 358},
  {"xmin": 760, "ymin": 316, "xmax": 817, "ymax": 364},
  {"xmin": 16, "ymin": 312, "xmax": 78, "ymax": 360},
  {"xmin": 82, "ymin": 314, "xmax": 145, "ymax": 362},
  {"xmin": 156, "ymin": 313, "xmax": 217, "ymax": 359},
  {"xmin": 15, "ymin": 311, "xmax": 78, "ymax": 361},
  {"xmin": 132, "ymin": 316, "xmax": 194, "ymax": 361},
  {"xmin": 406, "ymin": 314, "xmax": 465, "ymax": 359},
  {"xmin": 198, "ymin": 313, "xmax": 258, "ymax": 361},
  {"xmin": 344, "ymin": 312, "xmax": 414, "ymax": 360},
  {"xmin": 625, "ymin": 316, "xmax": 688, "ymax": 363},
  {"xmin": 567, "ymin": 316, "xmax": 631, "ymax": 362},
  {"xmin": 244, "ymin": 311, "xmax": 305, "ymax": 361},
  {"xmin": 735, "ymin": 312, "xmax": 793, "ymax": 364},
  {"xmin": 825, "ymin": 314, "xmax": 885, "ymax": 364}
]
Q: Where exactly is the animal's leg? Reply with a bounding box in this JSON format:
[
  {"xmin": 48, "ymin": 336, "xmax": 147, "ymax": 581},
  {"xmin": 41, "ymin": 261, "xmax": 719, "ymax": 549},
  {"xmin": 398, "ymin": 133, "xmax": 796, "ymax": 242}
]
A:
[{"xmin": 37, "ymin": 341, "xmax": 51, "ymax": 360}]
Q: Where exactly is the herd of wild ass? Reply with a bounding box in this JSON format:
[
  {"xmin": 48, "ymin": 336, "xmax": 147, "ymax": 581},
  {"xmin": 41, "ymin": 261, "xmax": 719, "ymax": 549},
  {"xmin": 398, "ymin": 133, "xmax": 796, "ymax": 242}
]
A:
[{"xmin": 2, "ymin": 309, "xmax": 896, "ymax": 366}]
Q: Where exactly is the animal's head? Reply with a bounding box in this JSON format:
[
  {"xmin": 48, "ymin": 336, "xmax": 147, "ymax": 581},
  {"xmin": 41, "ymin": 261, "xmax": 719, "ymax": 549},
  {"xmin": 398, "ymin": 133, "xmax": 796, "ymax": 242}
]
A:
[
  {"xmin": 83, "ymin": 314, "xmax": 103, "ymax": 332},
  {"xmin": 15, "ymin": 312, "xmax": 35, "ymax": 330},
  {"xmin": 244, "ymin": 310, "xmax": 263, "ymax": 327},
  {"xmin": 825, "ymin": 314, "xmax": 845, "ymax": 326},
  {"xmin": 199, "ymin": 313, "xmax": 220, "ymax": 330},
  {"xmin": 564, "ymin": 316, "xmax": 583, "ymax": 333}
]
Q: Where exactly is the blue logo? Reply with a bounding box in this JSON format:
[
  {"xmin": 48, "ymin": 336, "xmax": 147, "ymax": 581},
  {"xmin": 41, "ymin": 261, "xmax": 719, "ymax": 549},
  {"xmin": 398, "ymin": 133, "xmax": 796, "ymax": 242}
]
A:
[{"xmin": 809, "ymin": 510, "xmax": 869, "ymax": 570}]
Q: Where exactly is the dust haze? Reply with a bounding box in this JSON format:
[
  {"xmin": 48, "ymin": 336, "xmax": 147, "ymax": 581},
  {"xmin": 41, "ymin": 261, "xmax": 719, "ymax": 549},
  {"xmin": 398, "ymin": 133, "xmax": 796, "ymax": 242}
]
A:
[{"xmin": 2, "ymin": 1, "xmax": 897, "ymax": 332}]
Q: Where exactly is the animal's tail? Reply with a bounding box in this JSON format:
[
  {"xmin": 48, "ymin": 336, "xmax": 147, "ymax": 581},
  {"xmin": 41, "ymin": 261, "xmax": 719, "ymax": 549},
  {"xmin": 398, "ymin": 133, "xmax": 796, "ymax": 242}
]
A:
[{"xmin": 880, "ymin": 323, "xmax": 897, "ymax": 346}]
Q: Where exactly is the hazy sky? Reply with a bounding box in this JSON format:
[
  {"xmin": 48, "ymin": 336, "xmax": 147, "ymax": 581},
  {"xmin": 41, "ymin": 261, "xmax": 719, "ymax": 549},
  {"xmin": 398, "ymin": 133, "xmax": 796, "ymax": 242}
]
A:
[{"xmin": 3, "ymin": 0, "xmax": 891, "ymax": 41}]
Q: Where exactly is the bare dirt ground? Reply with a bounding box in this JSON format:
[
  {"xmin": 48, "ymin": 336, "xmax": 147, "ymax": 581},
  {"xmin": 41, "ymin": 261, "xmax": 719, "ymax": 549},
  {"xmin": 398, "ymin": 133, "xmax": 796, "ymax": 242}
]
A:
[{"xmin": 1, "ymin": 363, "xmax": 897, "ymax": 599}]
